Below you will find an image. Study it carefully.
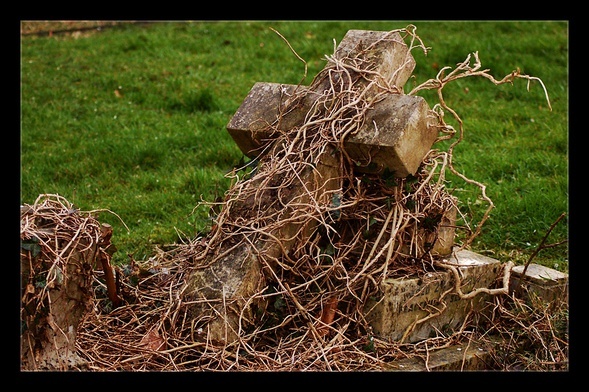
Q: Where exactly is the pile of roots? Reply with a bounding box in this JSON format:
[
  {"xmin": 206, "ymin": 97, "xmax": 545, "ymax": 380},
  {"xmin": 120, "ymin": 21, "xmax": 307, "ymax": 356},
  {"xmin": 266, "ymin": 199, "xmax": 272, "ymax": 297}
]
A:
[{"xmin": 21, "ymin": 26, "xmax": 564, "ymax": 371}]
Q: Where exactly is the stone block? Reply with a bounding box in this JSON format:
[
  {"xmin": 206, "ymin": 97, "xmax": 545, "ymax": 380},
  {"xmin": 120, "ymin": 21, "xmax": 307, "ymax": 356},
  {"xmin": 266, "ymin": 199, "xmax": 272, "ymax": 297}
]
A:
[
  {"xmin": 387, "ymin": 337, "xmax": 500, "ymax": 371},
  {"xmin": 226, "ymin": 82, "xmax": 300, "ymax": 158},
  {"xmin": 399, "ymin": 201, "xmax": 458, "ymax": 257},
  {"xmin": 311, "ymin": 29, "xmax": 416, "ymax": 99},
  {"xmin": 510, "ymin": 263, "xmax": 568, "ymax": 307},
  {"xmin": 364, "ymin": 249, "xmax": 503, "ymax": 343},
  {"xmin": 431, "ymin": 203, "xmax": 457, "ymax": 256},
  {"xmin": 342, "ymin": 93, "xmax": 439, "ymax": 176},
  {"xmin": 227, "ymin": 82, "xmax": 438, "ymax": 177},
  {"xmin": 183, "ymin": 147, "xmax": 341, "ymax": 344}
]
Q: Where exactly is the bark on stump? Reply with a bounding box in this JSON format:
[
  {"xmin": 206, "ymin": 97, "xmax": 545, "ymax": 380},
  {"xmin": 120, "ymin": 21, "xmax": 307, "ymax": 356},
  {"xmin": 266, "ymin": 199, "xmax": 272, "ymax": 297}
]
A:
[{"xmin": 20, "ymin": 205, "xmax": 115, "ymax": 370}]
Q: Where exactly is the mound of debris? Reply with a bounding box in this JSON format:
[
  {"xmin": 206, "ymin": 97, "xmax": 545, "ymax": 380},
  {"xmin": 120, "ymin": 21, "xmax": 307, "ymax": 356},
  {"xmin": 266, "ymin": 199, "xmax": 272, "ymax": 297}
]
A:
[{"xmin": 21, "ymin": 26, "xmax": 566, "ymax": 371}]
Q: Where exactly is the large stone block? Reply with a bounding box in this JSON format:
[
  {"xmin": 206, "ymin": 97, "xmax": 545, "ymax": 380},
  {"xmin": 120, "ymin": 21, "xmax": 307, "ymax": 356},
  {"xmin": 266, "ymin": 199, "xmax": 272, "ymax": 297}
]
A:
[
  {"xmin": 364, "ymin": 249, "xmax": 503, "ymax": 343},
  {"xmin": 315, "ymin": 29, "xmax": 416, "ymax": 98},
  {"xmin": 340, "ymin": 93, "xmax": 439, "ymax": 176},
  {"xmin": 227, "ymin": 82, "xmax": 438, "ymax": 177}
]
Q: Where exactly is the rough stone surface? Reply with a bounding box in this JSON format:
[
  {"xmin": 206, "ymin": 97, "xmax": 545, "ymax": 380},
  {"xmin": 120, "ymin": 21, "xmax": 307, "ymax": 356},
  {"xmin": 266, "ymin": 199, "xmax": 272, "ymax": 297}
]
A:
[
  {"xmin": 183, "ymin": 148, "xmax": 341, "ymax": 343},
  {"xmin": 344, "ymin": 93, "xmax": 438, "ymax": 176},
  {"xmin": 227, "ymin": 85, "xmax": 438, "ymax": 177},
  {"xmin": 329, "ymin": 29, "xmax": 416, "ymax": 95},
  {"xmin": 431, "ymin": 203, "xmax": 457, "ymax": 256},
  {"xmin": 364, "ymin": 249, "xmax": 503, "ymax": 343},
  {"xmin": 510, "ymin": 263, "xmax": 568, "ymax": 307},
  {"xmin": 387, "ymin": 337, "xmax": 500, "ymax": 371},
  {"xmin": 185, "ymin": 243, "xmax": 266, "ymax": 344},
  {"xmin": 226, "ymin": 82, "xmax": 300, "ymax": 158}
]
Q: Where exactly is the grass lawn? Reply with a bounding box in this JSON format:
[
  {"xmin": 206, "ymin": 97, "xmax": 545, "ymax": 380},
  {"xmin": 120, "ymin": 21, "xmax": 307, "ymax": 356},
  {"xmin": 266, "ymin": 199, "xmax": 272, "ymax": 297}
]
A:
[{"xmin": 20, "ymin": 20, "xmax": 568, "ymax": 271}]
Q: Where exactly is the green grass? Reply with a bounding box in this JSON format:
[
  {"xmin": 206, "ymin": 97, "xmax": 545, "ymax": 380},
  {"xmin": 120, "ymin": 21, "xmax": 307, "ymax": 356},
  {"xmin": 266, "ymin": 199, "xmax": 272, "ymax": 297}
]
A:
[{"xmin": 21, "ymin": 21, "xmax": 568, "ymax": 271}]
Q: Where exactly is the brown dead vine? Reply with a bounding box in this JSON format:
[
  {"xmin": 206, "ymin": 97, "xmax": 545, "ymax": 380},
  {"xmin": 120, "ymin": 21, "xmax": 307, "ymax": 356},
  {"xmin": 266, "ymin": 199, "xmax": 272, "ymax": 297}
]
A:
[{"xmin": 23, "ymin": 25, "xmax": 559, "ymax": 371}]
